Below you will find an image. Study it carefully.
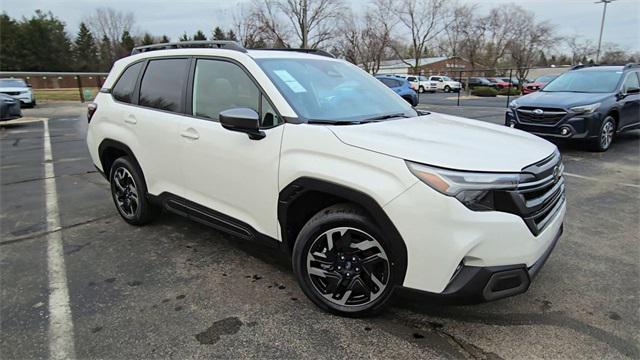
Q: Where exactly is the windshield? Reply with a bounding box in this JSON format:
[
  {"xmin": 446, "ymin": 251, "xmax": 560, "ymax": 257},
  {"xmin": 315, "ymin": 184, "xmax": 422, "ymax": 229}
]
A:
[
  {"xmin": 535, "ymin": 75, "xmax": 557, "ymax": 83},
  {"xmin": 441, "ymin": 76, "xmax": 453, "ymax": 81},
  {"xmin": 0, "ymin": 79, "xmax": 26, "ymax": 87},
  {"xmin": 418, "ymin": 76, "xmax": 428, "ymax": 81},
  {"xmin": 257, "ymin": 58, "xmax": 416, "ymax": 122},
  {"xmin": 542, "ymin": 71, "xmax": 622, "ymax": 93}
]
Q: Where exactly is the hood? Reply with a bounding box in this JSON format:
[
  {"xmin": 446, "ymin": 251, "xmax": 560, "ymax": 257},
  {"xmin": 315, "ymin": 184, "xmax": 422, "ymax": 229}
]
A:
[
  {"xmin": 328, "ymin": 113, "xmax": 556, "ymax": 172},
  {"xmin": 518, "ymin": 91, "xmax": 611, "ymax": 108},
  {"xmin": 0, "ymin": 87, "xmax": 29, "ymax": 93}
]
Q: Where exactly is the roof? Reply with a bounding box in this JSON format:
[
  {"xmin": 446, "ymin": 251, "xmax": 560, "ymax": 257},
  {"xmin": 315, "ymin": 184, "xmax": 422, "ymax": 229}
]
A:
[
  {"xmin": 377, "ymin": 57, "xmax": 450, "ymax": 69},
  {"xmin": 574, "ymin": 65, "xmax": 624, "ymax": 72}
]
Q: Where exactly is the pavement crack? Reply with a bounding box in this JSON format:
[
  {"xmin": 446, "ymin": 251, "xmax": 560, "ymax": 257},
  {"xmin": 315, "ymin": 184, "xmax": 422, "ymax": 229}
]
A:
[{"xmin": 0, "ymin": 214, "xmax": 117, "ymax": 246}]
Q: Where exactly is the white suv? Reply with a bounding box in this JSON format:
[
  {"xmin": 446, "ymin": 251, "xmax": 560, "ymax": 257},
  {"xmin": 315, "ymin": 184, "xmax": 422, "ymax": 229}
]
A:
[
  {"xmin": 428, "ymin": 75, "xmax": 462, "ymax": 92},
  {"xmin": 405, "ymin": 75, "xmax": 437, "ymax": 93},
  {"xmin": 87, "ymin": 41, "xmax": 566, "ymax": 316}
]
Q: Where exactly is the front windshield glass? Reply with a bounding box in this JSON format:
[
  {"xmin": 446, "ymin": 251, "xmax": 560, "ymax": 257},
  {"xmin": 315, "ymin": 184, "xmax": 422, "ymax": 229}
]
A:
[
  {"xmin": 256, "ymin": 58, "xmax": 416, "ymax": 122},
  {"xmin": 535, "ymin": 75, "xmax": 556, "ymax": 83},
  {"xmin": 441, "ymin": 76, "xmax": 453, "ymax": 81},
  {"xmin": 542, "ymin": 71, "xmax": 622, "ymax": 93},
  {"xmin": 418, "ymin": 76, "xmax": 428, "ymax": 81},
  {"xmin": 0, "ymin": 79, "xmax": 26, "ymax": 87}
]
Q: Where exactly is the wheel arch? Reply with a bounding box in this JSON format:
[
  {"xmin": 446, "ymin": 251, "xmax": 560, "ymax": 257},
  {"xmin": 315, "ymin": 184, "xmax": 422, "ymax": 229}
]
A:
[
  {"xmin": 98, "ymin": 139, "xmax": 145, "ymax": 183},
  {"xmin": 279, "ymin": 177, "xmax": 408, "ymax": 283}
]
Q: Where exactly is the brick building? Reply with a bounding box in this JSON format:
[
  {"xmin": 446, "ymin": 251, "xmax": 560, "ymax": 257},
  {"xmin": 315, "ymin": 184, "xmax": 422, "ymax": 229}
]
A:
[{"xmin": 373, "ymin": 56, "xmax": 487, "ymax": 77}]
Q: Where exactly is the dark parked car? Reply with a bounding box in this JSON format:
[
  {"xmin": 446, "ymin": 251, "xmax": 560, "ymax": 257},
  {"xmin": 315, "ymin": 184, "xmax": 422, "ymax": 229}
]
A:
[
  {"xmin": 0, "ymin": 93, "xmax": 22, "ymax": 121},
  {"xmin": 506, "ymin": 64, "xmax": 640, "ymax": 151},
  {"xmin": 375, "ymin": 75, "xmax": 419, "ymax": 106},
  {"xmin": 467, "ymin": 77, "xmax": 495, "ymax": 88}
]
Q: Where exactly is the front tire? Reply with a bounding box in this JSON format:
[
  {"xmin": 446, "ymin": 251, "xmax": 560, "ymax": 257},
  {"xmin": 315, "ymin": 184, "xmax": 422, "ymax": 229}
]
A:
[
  {"xmin": 588, "ymin": 116, "xmax": 615, "ymax": 152},
  {"xmin": 292, "ymin": 204, "xmax": 397, "ymax": 317},
  {"xmin": 109, "ymin": 156, "xmax": 160, "ymax": 225},
  {"xmin": 444, "ymin": 85, "xmax": 451, "ymax": 93},
  {"xmin": 418, "ymin": 85, "xmax": 425, "ymax": 93}
]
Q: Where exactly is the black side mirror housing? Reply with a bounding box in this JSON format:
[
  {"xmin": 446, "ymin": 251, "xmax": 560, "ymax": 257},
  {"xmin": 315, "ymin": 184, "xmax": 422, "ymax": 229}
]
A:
[{"xmin": 219, "ymin": 108, "xmax": 265, "ymax": 140}]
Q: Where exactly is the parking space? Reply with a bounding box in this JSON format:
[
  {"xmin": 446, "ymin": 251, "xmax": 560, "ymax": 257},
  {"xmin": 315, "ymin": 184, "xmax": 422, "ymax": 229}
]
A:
[{"xmin": 1, "ymin": 102, "xmax": 638, "ymax": 359}]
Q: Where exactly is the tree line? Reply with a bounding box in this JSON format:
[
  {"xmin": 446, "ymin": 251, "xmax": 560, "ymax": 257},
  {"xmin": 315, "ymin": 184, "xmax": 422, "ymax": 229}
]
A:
[{"xmin": 1, "ymin": 1, "xmax": 637, "ymax": 75}]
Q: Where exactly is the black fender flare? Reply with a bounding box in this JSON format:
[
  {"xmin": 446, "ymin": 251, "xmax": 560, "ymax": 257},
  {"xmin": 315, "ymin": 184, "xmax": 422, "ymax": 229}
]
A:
[
  {"xmin": 278, "ymin": 177, "xmax": 408, "ymax": 283},
  {"xmin": 97, "ymin": 139, "xmax": 145, "ymax": 183}
]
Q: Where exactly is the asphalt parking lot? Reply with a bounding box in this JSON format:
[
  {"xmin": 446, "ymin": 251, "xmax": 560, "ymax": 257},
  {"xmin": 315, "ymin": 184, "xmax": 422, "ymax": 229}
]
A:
[
  {"xmin": 1, "ymin": 102, "xmax": 638, "ymax": 359},
  {"xmin": 418, "ymin": 91, "xmax": 517, "ymax": 108}
]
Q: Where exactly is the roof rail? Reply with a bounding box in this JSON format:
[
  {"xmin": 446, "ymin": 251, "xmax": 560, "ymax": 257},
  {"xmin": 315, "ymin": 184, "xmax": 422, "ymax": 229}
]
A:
[
  {"xmin": 569, "ymin": 64, "xmax": 599, "ymax": 70},
  {"xmin": 624, "ymin": 63, "xmax": 639, "ymax": 69},
  {"xmin": 131, "ymin": 41, "xmax": 247, "ymax": 55},
  {"xmin": 251, "ymin": 48, "xmax": 335, "ymax": 58}
]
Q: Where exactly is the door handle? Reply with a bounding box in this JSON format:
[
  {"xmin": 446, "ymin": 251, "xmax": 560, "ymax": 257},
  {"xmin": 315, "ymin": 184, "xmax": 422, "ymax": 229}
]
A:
[
  {"xmin": 124, "ymin": 114, "xmax": 137, "ymax": 124},
  {"xmin": 180, "ymin": 128, "xmax": 200, "ymax": 140}
]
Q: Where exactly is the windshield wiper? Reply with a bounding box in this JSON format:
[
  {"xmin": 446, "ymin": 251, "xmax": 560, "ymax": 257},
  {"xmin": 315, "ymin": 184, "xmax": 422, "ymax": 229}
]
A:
[{"xmin": 361, "ymin": 113, "xmax": 411, "ymax": 122}]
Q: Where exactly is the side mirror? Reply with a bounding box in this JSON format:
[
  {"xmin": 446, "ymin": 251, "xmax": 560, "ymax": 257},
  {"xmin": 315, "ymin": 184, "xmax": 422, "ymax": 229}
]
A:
[
  {"xmin": 626, "ymin": 87, "xmax": 640, "ymax": 95},
  {"xmin": 27, "ymin": 84, "xmax": 32, "ymax": 88},
  {"xmin": 438, "ymin": 79, "xmax": 443, "ymax": 82},
  {"xmin": 219, "ymin": 108, "xmax": 265, "ymax": 140}
]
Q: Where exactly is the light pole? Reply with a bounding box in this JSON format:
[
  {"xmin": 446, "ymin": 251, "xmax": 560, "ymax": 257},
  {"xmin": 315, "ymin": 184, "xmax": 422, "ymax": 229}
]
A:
[{"xmin": 595, "ymin": 0, "xmax": 616, "ymax": 63}]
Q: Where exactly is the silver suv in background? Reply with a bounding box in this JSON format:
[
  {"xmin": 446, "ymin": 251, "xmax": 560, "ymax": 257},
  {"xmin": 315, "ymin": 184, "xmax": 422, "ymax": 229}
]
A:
[{"xmin": 0, "ymin": 78, "xmax": 36, "ymax": 108}]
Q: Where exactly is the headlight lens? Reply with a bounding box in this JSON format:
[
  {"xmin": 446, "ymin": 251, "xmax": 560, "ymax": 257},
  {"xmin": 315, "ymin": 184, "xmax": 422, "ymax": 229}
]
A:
[
  {"xmin": 570, "ymin": 102, "xmax": 600, "ymax": 114},
  {"xmin": 509, "ymin": 100, "xmax": 519, "ymax": 109},
  {"xmin": 406, "ymin": 161, "xmax": 535, "ymax": 210}
]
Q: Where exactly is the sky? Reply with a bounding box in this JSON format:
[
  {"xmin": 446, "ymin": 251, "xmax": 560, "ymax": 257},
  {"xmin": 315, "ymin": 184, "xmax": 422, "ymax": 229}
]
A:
[{"xmin": 1, "ymin": 0, "xmax": 639, "ymax": 52}]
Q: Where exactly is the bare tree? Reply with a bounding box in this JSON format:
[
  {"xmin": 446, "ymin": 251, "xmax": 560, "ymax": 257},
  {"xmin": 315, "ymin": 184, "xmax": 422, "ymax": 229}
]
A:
[
  {"xmin": 440, "ymin": 2, "xmax": 476, "ymax": 68},
  {"xmin": 508, "ymin": 7, "xmax": 557, "ymax": 84},
  {"xmin": 250, "ymin": 0, "xmax": 345, "ymax": 49},
  {"xmin": 458, "ymin": 18, "xmax": 486, "ymax": 71},
  {"xmin": 566, "ymin": 35, "xmax": 596, "ymax": 64},
  {"xmin": 389, "ymin": 0, "xmax": 449, "ymax": 74},
  {"xmin": 84, "ymin": 8, "xmax": 134, "ymax": 45},
  {"xmin": 233, "ymin": 4, "xmax": 268, "ymax": 48},
  {"xmin": 85, "ymin": 8, "xmax": 135, "ymax": 61},
  {"xmin": 335, "ymin": 10, "xmax": 392, "ymax": 74},
  {"xmin": 482, "ymin": 6, "xmax": 520, "ymax": 71}
]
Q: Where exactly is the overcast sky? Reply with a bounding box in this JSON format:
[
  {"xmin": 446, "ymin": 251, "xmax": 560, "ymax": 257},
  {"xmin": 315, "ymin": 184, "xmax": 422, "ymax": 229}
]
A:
[{"xmin": 2, "ymin": 0, "xmax": 639, "ymax": 52}]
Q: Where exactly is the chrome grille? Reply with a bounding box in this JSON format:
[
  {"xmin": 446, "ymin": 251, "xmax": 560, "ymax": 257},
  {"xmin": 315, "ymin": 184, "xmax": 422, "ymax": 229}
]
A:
[
  {"xmin": 516, "ymin": 107, "xmax": 567, "ymax": 125},
  {"xmin": 513, "ymin": 152, "xmax": 565, "ymax": 235}
]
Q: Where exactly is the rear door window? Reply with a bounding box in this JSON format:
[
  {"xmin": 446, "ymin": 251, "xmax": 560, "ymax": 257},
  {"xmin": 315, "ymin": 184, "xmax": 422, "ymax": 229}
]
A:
[
  {"xmin": 112, "ymin": 62, "xmax": 143, "ymax": 103},
  {"xmin": 139, "ymin": 58, "xmax": 189, "ymax": 112}
]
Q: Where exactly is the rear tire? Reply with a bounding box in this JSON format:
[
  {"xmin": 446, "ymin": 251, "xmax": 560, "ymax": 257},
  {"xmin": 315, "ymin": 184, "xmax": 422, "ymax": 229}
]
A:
[
  {"xmin": 588, "ymin": 116, "xmax": 615, "ymax": 152},
  {"xmin": 109, "ymin": 156, "xmax": 160, "ymax": 225},
  {"xmin": 292, "ymin": 204, "xmax": 398, "ymax": 317}
]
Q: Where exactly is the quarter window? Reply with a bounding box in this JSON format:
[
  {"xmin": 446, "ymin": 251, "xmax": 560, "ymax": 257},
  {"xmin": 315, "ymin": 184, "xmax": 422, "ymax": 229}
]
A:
[
  {"xmin": 260, "ymin": 95, "xmax": 280, "ymax": 127},
  {"xmin": 192, "ymin": 59, "xmax": 260, "ymax": 121},
  {"xmin": 622, "ymin": 72, "xmax": 640, "ymax": 93},
  {"xmin": 139, "ymin": 58, "xmax": 189, "ymax": 112},
  {"xmin": 112, "ymin": 62, "xmax": 143, "ymax": 103}
]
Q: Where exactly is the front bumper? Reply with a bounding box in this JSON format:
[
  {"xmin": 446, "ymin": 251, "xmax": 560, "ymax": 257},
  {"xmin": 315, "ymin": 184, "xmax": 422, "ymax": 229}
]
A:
[
  {"xmin": 0, "ymin": 101, "xmax": 22, "ymax": 120},
  {"xmin": 419, "ymin": 224, "xmax": 562, "ymax": 303},
  {"xmin": 505, "ymin": 110, "xmax": 602, "ymax": 139},
  {"xmin": 383, "ymin": 179, "xmax": 566, "ymax": 295}
]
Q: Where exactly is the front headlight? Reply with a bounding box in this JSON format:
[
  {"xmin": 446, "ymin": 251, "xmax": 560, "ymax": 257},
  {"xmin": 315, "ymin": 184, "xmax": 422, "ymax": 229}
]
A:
[
  {"xmin": 509, "ymin": 100, "xmax": 519, "ymax": 109},
  {"xmin": 406, "ymin": 161, "xmax": 534, "ymax": 211},
  {"xmin": 570, "ymin": 102, "xmax": 600, "ymax": 114}
]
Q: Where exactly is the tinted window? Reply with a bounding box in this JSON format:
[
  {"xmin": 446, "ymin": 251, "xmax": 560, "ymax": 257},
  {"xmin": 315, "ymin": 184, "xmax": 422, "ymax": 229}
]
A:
[
  {"xmin": 139, "ymin": 59, "xmax": 188, "ymax": 112},
  {"xmin": 622, "ymin": 72, "xmax": 640, "ymax": 93},
  {"xmin": 0, "ymin": 79, "xmax": 27, "ymax": 87},
  {"xmin": 407, "ymin": 77, "xmax": 416, "ymax": 81},
  {"xmin": 379, "ymin": 78, "xmax": 399, "ymax": 88},
  {"xmin": 192, "ymin": 59, "xmax": 260, "ymax": 121},
  {"xmin": 112, "ymin": 62, "xmax": 143, "ymax": 103}
]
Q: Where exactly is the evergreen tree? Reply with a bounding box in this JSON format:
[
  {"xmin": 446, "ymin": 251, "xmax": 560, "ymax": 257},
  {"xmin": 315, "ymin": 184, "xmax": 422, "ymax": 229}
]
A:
[
  {"xmin": 73, "ymin": 22, "xmax": 99, "ymax": 71},
  {"xmin": 7, "ymin": 10, "xmax": 73, "ymax": 71},
  {"xmin": 212, "ymin": 27, "xmax": 225, "ymax": 40},
  {"xmin": 98, "ymin": 35, "xmax": 113, "ymax": 72},
  {"xmin": 161, "ymin": 35, "xmax": 170, "ymax": 43},
  {"xmin": 119, "ymin": 30, "xmax": 135, "ymax": 57},
  {"xmin": 142, "ymin": 33, "xmax": 155, "ymax": 45},
  {"xmin": 226, "ymin": 30, "xmax": 237, "ymax": 41},
  {"xmin": 193, "ymin": 30, "xmax": 207, "ymax": 40},
  {"xmin": 179, "ymin": 32, "xmax": 190, "ymax": 41}
]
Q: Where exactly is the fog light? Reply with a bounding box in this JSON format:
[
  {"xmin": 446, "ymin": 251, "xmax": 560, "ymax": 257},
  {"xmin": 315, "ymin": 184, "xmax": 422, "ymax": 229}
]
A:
[
  {"xmin": 560, "ymin": 127, "xmax": 570, "ymax": 136},
  {"xmin": 509, "ymin": 121, "xmax": 516, "ymax": 128}
]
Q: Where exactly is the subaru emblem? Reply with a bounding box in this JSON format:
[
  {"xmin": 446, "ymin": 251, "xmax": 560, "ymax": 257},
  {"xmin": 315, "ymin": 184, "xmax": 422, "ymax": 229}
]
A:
[
  {"xmin": 552, "ymin": 166, "xmax": 561, "ymax": 182},
  {"xmin": 533, "ymin": 109, "xmax": 544, "ymax": 115}
]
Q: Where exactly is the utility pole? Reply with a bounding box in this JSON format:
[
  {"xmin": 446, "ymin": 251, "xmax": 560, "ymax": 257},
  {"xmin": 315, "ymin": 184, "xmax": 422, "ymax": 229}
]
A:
[{"xmin": 595, "ymin": 0, "xmax": 616, "ymax": 63}]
